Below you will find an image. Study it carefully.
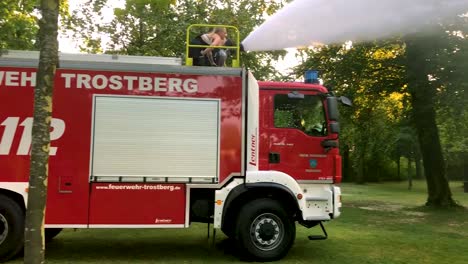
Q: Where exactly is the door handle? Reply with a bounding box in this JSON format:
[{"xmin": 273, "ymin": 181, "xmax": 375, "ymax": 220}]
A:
[
  {"xmin": 59, "ymin": 176, "xmax": 73, "ymax": 194},
  {"xmin": 269, "ymin": 152, "xmax": 280, "ymax": 163},
  {"xmin": 321, "ymin": 140, "xmax": 338, "ymax": 153},
  {"xmin": 321, "ymin": 140, "xmax": 338, "ymax": 148}
]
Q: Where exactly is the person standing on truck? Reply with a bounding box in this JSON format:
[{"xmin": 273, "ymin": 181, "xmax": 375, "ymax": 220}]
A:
[{"xmin": 189, "ymin": 27, "xmax": 228, "ymax": 66}]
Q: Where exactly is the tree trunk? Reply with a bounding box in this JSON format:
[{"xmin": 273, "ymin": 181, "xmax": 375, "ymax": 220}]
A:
[
  {"xmin": 355, "ymin": 150, "xmax": 365, "ymax": 184},
  {"xmin": 464, "ymin": 152, "xmax": 468, "ymax": 193},
  {"xmin": 353, "ymin": 136, "xmax": 365, "ymax": 184},
  {"xmin": 24, "ymin": 1, "xmax": 59, "ymax": 263},
  {"xmin": 415, "ymin": 144, "xmax": 423, "ymax": 179},
  {"xmin": 397, "ymin": 156, "xmax": 401, "ymax": 180},
  {"xmin": 355, "ymin": 130, "xmax": 368, "ymax": 184},
  {"xmin": 415, "ymin": 158, "xmax": 422, "ymax": 179},
  {"xmin": 405, "ymin": 34, "xmax": 456, "ymax": 207},
  {"xmin": 342, "ymin": 144, "xmax": 351, "ymax": 181},
  {"xmin": 410, "ymin": 96, "xmax": 454, "ymax": 206},
  {"xmin": 408, "ymin": 157, "xmax": 412, "ymax": 190}
]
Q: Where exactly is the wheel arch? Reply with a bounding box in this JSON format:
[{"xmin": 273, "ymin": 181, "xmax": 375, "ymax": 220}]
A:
[
  {"xmin": 0, "ymin": 188, "xmax": 26, "ymax": 213},
  {"xmin": 221, "ymin": 182, "xmax": 300, "ymax": 235},
  {"xmin": 0, "ymin": 187, "xmax": 27, "ymax": 262}
]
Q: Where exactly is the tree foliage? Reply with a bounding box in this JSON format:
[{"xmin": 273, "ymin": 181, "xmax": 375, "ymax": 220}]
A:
[
  {"xmin": 0, "ymin": 1, "xmax": 38, "ymax": 50},
  {"xmin": 0, "ymin": 0, "xmax": 69, "ymax": 51}
]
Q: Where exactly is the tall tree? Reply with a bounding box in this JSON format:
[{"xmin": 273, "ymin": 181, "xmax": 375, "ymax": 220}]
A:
[
  {"xmin": 403, "ymin": 24, "xmax": 466, "ymax": 207},
  {"xmin": 24, "ymin": 0, "xmax": 59, "ymax": 263},
  {"xmin": 435, "ymin": 17, "xmax": 468, "ymax": 182}
]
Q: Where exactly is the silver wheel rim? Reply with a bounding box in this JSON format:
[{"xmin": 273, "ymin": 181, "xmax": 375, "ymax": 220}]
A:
[
  {"xmin": 250, "ymin": 213, "xmax": 284, "ymax": 251},
  {"xmin": 0, "ymin": 213, "xmax": 8, "ymax": 245}
]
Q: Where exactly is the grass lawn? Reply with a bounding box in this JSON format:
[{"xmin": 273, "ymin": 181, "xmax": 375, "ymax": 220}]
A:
[{"xmin": 8, "ymin": 180, "xmax": 468, "ymax": 263}]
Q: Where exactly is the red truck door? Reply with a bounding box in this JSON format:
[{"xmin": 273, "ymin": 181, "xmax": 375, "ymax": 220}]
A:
[{"xmin": 261, "ymin": 90, "xmax": 336, "ymax": 182}]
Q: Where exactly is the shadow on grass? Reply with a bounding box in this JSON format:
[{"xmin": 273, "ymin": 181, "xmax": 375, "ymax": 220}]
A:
[
  {"xmin": 40, "ymin": 235, "xmax": 241, "ymax": 263},
  {"xmin": 411, "ymin": 204, "xmax": 467, "ymax": 212}
]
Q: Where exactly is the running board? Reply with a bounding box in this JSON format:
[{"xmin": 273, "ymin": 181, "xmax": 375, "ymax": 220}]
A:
[{"xmin": 308, "ymin": 222, "xmax": 328, "ymax": 240}]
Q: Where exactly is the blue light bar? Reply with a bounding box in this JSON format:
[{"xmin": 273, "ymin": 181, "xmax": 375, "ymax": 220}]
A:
[{"xmin": 304, "ymin": 70, "xmax": 319, "ymax": 84}]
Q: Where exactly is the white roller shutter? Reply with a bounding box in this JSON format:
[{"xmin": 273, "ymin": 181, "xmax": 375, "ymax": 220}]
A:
[{"xmin": 91, "ymin": 96, "xmax": 219, "ymax": 181}]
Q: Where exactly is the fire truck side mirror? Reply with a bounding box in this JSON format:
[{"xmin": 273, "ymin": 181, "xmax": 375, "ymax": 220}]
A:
[
  {"xmin": 327, "ymin": 97, "xmax": 339, "ymax": 121},
  {"xmin": 329, "ymin": 122, "xmax": 340, "ymax": 134},
  {"xmin": 339, "ymin": 96, "xmax": 352, "ymax": 107},
  {"xmin": 327, "ymin": 96, "xmax": 352, "ymax": 122}
]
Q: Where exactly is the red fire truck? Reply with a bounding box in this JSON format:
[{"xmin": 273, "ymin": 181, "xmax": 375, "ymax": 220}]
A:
[{"xmin": 0, "ymin": 45, "xmax": 349, "ymax": 261}]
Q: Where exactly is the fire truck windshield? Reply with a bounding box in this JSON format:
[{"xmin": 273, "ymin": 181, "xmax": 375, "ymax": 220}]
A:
[{"xmin": 274, "ymin": 94, "xmax": 327, "ymax": 136}]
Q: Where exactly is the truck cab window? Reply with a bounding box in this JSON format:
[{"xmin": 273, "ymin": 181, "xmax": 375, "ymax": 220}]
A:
[{"xmin": 274, "ymin": 94, "xmax": 327, "ymax": 136}]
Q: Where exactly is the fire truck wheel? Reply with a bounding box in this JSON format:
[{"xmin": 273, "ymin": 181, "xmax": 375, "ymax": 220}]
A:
[
  {"xmin": 235, "ymin": 198, "xmax": 295, "ymax": 261},
  {"xmin": 0, "ymin": 194, "xmax": 24, "ymax": 262},
  {"xmin": 45, "ymin": 228, "xmax": 63, "ymax": 242}
]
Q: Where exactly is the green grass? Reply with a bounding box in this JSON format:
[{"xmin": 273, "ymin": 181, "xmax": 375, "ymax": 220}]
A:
[{"xmin": 8, "ymin": 180, "xmax": 468, "ymax": 263}]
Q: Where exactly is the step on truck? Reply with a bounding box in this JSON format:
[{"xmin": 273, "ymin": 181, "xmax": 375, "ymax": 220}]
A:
[{"xmin": 0, "ymin": 26, "xmax": 350, "ymax": 262}]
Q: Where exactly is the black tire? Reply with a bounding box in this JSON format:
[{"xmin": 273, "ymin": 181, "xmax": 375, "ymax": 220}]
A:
[
  {"xmin": 235, "ymin": 198, "xmax": 296, "ymax": 261},
  {"xmin": 221, "ymin": 215, "xmax": 235, "ymax": 238},
  {"xmin": 45, "ymin": 228, "xmax": 62, "ymax": 243},
  {"xmin": 0, "ymin": 194, "xmax": 25, "ymax": 262},
  {"xmin": 221, "ymin": 224, "xmax": 234, "ymax": 238}
]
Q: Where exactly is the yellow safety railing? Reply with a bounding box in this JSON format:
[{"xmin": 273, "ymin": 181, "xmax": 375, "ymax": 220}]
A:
[{"xmin": 185, "ymin": 24, "xmax": 240, "ymax": 67}]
